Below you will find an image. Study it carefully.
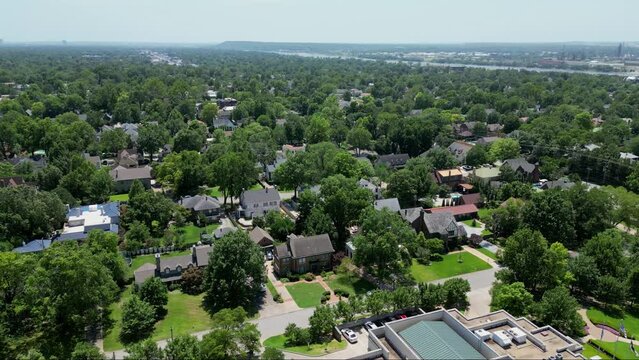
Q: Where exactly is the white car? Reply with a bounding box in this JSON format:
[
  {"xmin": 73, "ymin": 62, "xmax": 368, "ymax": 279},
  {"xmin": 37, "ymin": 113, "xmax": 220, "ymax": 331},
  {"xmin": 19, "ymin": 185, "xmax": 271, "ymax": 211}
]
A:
[
  {"xmin": 365, "ymin": 321, "xmax": 378, "ymax": 330},
  {"xmin": 342, "ymin": 328, "xmax": 358, "ymax": 343}
]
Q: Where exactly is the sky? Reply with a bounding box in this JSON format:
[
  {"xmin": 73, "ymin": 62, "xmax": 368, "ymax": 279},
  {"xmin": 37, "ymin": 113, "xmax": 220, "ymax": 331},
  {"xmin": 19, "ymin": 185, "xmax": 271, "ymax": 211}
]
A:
[{"xmin": 1, "ymin": 0, "xmax": 637, "ymax": 44}]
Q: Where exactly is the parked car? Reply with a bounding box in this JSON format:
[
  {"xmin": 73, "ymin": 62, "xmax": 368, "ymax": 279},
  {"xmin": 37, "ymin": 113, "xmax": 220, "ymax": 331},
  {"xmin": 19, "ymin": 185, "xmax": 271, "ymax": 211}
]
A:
[
  {"xmin": 342, "ymin": 328, "xmax": 358, "ymax": 343},
  {"xmin": 462, "ymin": 165, "xmax": 474, "ymax": 171},
  {"xmin": 399, "ymin": 314, "xmax": 407, "ymax": 319},
  {"xmin": 365, "ymin": 321, "xmax": 378, "ymax": 330},
  {"xmin": 265, "ymin": 251, "xmax": 273, "ymax": 260}
]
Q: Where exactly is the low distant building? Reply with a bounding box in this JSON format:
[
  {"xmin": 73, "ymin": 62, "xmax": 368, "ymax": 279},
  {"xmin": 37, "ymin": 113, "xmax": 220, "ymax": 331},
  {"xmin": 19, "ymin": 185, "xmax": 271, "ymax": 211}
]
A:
[
  {"xmin": 374, "ymin": 198, "xmax": 401, "ymax": 213},
  {"xmin": 461, "ymin": 193, "xmax": 482, "ymax": 206},
  {"xmin": 541, "ymin": 178, "xmax": 575, "ymax": 190},
  {"xmin": 476, "ymin": 136, "xmax": 501, "ymax": 145},
  {"xmin": 273, "ymin": 234, "xmax": 334, "ymax": 275},
  {"xmin": 178, "ymin": 195, "xmax": 222, "ymax": 221},
  {"xmin": 375, "ymin": 153, "xmax": 410, "ymax": 169},
  {"xmin": 358, "ymin": 308, "xmax": 586, "ymax": 360},
  {"xmin": 57, "ymin": 202, "xmax": 120, "ymax": 242},
  {"xmin": 134, "ymin": 245, "xmax": 213, "ymax": 285},
  {"xmin": 502, "ymin": 158, "xmax": 540, "ymax": 182},
  {"xmin": 358, "ymin": 178, "xmax": 382, "ymax": 199},
  {"xmin": 426, "ymin": 204, "xmax": 478, "ymax": 220},
  {"xmin": 249, "ymin": 226, "xmax": 274, "ymax": 250},
  {"xmin": 470, "ymin": 166, "xmax": 501, "ymax": 183},
  {"xmin": 214, "ymin": 226, "xmax": 237, "ymax": 240},
  {"xmin": 435, "ymin": 169, "xmax": 463, "ymax": 188},
  {"xmin": 109, "ymin": 165, "xmax": 152, "ymax": 192},
  {"xmin": 447, "ymin": 141, "xmax": 474, "ymax": 163},
  {"xmin": 0, "ymin": 176, "xmax": 26, "ymax": 188},
  {"xmin": 13, "ymin": 239, "xmax": 52, "ymax": 254},
  {"xmin": 117, "ymin": 148, "xmax": 139, "ymax": 168}
]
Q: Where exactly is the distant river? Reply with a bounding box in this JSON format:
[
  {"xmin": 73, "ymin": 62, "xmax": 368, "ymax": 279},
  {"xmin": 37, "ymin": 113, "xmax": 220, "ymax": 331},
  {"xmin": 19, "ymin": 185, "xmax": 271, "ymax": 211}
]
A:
[{"xmin": 273, "ymin": 51, "xmax": 635, "ymax": 77}]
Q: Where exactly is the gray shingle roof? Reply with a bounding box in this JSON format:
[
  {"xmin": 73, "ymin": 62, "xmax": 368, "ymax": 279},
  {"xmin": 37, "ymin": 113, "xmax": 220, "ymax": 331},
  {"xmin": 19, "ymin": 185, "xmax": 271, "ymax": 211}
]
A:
[
  {"xmin": 241, "ymin": 188, "xmax": 280, "ymax": 204},
  {"xmin": 110, "ymin": 165, "xmax": 152, "ymax": 181},
  {"xmin": 179, "ymin": 195, "xmax": 221, "ymax": 211},
  {"xmin": 503, "ymin": 158, "xmax": 535, "ymax": 174},
  {"xmin": 134, "ymin": 263, "xmax": 156, "ymax": 284},
  {"xmin": 159, "ymin": 255, "xmax": 193, "ymax": 271},
  {"xmin": 214, "ymin": 226, "xmax": 237, "ymax": 239},
  {"xmin": 375, "ymin": 153, "xmax": 409, "ymax": 168},
  {"xmin": 194, "ymin": 245, "xmax": 213, "ymax": 267},
  {"xmin": 401, "ymin": 207, "xmax": 423, "ymax": 225},
  {"xmin": 374, "ymin": 198, "xmax": 401, "ymax": 213},
  {"xmin": 275, "ymin": 243, "xmax": 291, "ymax": 259},
  {"xmin": 288, "ymin": 234, "xmax": 334, "ymax": 259},
  {"xmin": 423, "ymin": 212, "xmax": 457, "ymax": 236},
  {"xmin": 249, "ymin": 226, "xmax": 274, "ymax": 247}
]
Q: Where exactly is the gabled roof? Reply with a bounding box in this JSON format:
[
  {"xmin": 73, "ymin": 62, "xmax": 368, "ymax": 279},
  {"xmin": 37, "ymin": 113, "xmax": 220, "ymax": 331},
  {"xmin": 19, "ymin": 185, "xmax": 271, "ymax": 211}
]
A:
[
  {"xmin": 275, "ymin": 243, "xmax": 291, "ymax": 259},
  {"xmin": 376, "ymin": 153, "xmax": 410, "ymax": 167},
  {"xmin": 476, "ymin": 136, "xmax": 500, "ymax": 145},
  {"xmin": 13, "ymin": 239, "xmax": 52, "ymax": 253},
  {"xmin": 249, "ymin": 226, "xmax": 274, "ymax": 247},
  {"xmin": 179, "ymin": 195, "xmax": 221, "ymax": 211},
  {"xmin": 436, "ymin": 169, "xmax": 463, "ymax": 178},
  {"xmin": 109, "ymin": 165, "xmax": 152, "ymax": 181},
  {"xmin": 159, "ymin": 254, "xmax": 193, "ymax": 271},
  {"xmin": 134, "ymin": 263, "xmax": 156, "ymax": 284},
  {"xmin": 241, "ymin": 188, "xmax": 280, "ymax": 204},
  {"xmin": 374, "ymin": 198, "xmax": 401, "ymax": 213},
  {"xmin": 0, "ymin": 176, "xmax": 26, "ymax": 188},
  {"xmin": 288, "ymin": 234, "xmax": 334, "ymax": 259},
  {"xmin": 401, "ymin": 207, "xmax": 423, "ymax": 225},
  {"xmin": 423, "ymin": 212, "xmax": 458, "ymax": 235},
  {"xmin": 542, "ymin": 178, "xmax": 575, "ymax": 190},
  {"xmin": 447, "ymin": 141, "xmax": 474, "ymax": 161},
  {"xmin": 503, "ymin": 158, "xmax": 536, "ymax": 174},
  {"xmin": 194, "ymin": 245, "xmax": 213, "ymax": 267}
]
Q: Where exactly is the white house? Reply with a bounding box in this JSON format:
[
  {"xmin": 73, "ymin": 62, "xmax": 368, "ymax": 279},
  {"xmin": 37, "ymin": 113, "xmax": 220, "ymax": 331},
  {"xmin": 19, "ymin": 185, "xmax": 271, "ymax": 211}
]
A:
[{"xmin": 239, "ymin": 188, "xmax": 281, "ymax": 218}]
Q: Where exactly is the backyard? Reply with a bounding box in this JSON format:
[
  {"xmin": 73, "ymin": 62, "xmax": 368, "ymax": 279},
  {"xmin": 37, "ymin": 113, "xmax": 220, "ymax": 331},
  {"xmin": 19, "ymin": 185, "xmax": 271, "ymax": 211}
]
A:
[
  {"xmin": 410, "ymin": 251, "xmax": 492, "ymax": 282},
  {"xmin": 170, "ymin": 223, "xmax": 219, "ymax": 246},
  {"xmin": 263, "ymin": 334, "xmax": 346, "ymax": 356},
  {"xmin": 587, "ymin": 306, "xmax": 639, "ymax": 339},
  {"xmin": 103, "ymin": 288, "xmax": 213, "ymax": 351},
  {"xmin": 326, "ymin": 272, "xmax": 376, "ymax": 296},
  {"xmin": 462, "ymin": 219, "xmax": 481, "ymax": 228},
  {"xmin": 477, "ymin": 208, "xmax": 493, "ymax": 221},
  {"xmin": 109, "ymin": 193, "xmax": 129, "ymax": 202},
  {"xmin": 286, "ymin": 282, "xmax": 326, "ymax": 308}
]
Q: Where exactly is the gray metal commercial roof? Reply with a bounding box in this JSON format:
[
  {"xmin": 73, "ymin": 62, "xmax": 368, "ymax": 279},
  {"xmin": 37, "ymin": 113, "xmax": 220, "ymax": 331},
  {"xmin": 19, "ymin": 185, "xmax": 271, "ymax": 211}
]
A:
[{"xmin": 399, "ymin": 321, "xmax": 485, "ymax": 360}]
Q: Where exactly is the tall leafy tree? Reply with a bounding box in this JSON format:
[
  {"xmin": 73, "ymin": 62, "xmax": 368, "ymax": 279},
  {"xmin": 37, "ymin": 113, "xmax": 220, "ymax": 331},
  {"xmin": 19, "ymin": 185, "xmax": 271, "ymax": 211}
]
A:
[
  {"xmin": 523, "ymin": 190, "xmax": 576, "ymax": 248},
  {"xmin": 320, "ymin": 175, "xmax": 373, "ymax": 247},
  {"xmin": 203, "ymin": 232, "xmax": 265, "ymax": 312},
  {"xmin": 209, "ymin": 152, "xmax": 258, "ymax": 205},
  {"xmin": 200, "ymin": 307, "xmax": 260, "ymax": 360},
  {"xmin": 138, "ymin": 123, "xmax": 169, "ymax": 161}
]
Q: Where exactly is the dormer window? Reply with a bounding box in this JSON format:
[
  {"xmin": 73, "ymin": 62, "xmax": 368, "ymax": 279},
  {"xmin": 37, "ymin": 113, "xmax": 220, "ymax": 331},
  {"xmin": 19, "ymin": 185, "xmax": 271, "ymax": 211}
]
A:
[
  {"xmin": 176, "ymin": 265, "xmax": 182, "ymax": 272},
  {"xmin": 164, "ymin": 267, "xmax": 170, "ymax": 273}
]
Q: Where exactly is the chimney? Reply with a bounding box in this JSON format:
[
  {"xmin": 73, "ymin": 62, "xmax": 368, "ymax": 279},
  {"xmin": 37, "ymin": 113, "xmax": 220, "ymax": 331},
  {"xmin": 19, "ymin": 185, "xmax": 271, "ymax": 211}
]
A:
[{"xmin": 155, "ymin": 253, "xmax": 161, "ymax": 272}]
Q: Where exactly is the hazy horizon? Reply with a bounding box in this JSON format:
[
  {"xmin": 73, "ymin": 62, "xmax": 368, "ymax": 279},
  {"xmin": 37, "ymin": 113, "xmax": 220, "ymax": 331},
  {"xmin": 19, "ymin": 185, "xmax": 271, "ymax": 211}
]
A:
[{"xmin": 1, "ymin": 0, "xmax": 637, "ymax": 44}]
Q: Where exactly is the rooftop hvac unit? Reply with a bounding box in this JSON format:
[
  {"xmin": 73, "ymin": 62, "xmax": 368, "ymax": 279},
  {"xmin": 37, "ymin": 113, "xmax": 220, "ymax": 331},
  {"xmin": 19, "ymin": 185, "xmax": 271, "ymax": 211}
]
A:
[
  {"xmin": 507, "ymin": 327, "xmax": 526, "ymax": 344},
  {"xmin": 492, "ymin": 330, "xmax": 512, "ymax": 348},
  {"xmin": 474, "ymin": 329, "xmax": 491, "ymax": 341}
]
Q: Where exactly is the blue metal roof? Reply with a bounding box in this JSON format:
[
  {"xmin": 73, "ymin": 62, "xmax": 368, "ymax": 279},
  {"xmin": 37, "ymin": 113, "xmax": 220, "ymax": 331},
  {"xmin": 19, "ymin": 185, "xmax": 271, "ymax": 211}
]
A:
[
  {"xmin": 13, "ymin": 239, "xmax": 52, "ymax": 253},
  {"xmin": 399, "ymin": 321, "xmax": 485, "ymax": 360}
]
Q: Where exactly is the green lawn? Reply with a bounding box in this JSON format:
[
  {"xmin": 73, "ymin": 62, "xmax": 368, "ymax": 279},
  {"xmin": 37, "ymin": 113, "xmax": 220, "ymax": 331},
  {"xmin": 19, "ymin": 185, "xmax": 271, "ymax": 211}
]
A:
[
  {"xmin": 109, "ymin": 193, "xmax": 129, "ymax": 202},
  {"xmin": 327, "ymin": 273, "xmax": 376, "ymax": 296},
  {"xmin": 462, "ymin": 219, "xmax": 481, "ymax": 228},
  {"xmin": 103, "ymin": 289, "xmax": 213, "ymax": 352},
  {"xmin": 476, "ymin": 247, "xmax": 497, "ymax": 260},
  {"xmin": 410, "ymin": 251, "xmax": 492, "ymax": 282},
  {"xmin": 126, "ymin": 250, "xmax": 191, "ymax": 280},
  {"xmin": 266, "ymin": 277, "xmax": 279, "ymax": 298},
  {"xmin": 263, "ymin": 334, "xmax": 347, "ymax": 356},
  {"xmin": 171, "ymin": 223, "xmax": 219, "ymax": 246},
  {"xmin": 587, "ymin": 306, "xmax": 639, "ymax": 339},
  {"xmin": 583, "ymin": 342, "xmax": 610, "ymax": 359},
  {"xmin": 591, "ymin": 340, "xmax": 639, "ymax": 359},
  {"xmin": 477, "ymin": 208, "xmax": 493, "ymax": 221},
  {"xmin": 286, "ymin": 282, "xmax": 326, "ymax": 308},
  {"xmin": 207, "ymin": 183, "xmax": 261, "ymax": 198},
  {"xmin": 206, "ymin": 186, "xmax": 223, "ymax": 197}
]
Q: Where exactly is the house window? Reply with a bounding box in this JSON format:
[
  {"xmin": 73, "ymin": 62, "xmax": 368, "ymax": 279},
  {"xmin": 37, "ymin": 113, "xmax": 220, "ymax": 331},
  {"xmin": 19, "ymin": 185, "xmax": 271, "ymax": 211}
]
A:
[
  {"xmin": 164, "ymin": 268, "xmax": 170, "ymax": 274},
  {"xmin": 253, "ymin": 203, "xmax": 259, "ymax": 208},
  {"xmin": 299, "ymin": 258, "xmax": 306, "ymax": 264},
  {"xmin": 263, "ymin": 202, "xmax": 269, "ymax": 206}
]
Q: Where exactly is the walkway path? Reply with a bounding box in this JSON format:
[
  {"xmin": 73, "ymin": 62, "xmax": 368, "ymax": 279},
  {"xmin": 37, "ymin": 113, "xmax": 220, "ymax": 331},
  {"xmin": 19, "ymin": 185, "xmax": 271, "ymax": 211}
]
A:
[
  {"xmin": 463, "ymin": 245, "xmax": 499, "ymax": 268},
  {"xmin": 579, "ymin": 308, "xmax": 634, "ymax": 344}
]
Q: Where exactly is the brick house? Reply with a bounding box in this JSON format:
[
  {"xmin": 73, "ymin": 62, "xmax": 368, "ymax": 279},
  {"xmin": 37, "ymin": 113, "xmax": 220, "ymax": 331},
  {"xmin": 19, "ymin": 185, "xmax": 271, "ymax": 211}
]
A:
[{"xmin": 273, "ymin": 234, "xmax": 334, "ymax": 276}]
